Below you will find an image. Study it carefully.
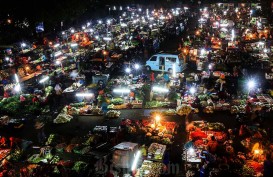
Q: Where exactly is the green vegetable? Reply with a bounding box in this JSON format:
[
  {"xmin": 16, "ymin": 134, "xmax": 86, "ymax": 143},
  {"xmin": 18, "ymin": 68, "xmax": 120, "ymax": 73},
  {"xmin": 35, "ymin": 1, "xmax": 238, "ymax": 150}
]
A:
[
  {"xmin": 111, "ymin": 98, "xmax": 124, "ymax": 105},
  {"xmin": 50, "ymin": 156, "xmax": 60, "ymax": 164},
  {"xmin": 9, "ymin": 150, "xmax": 23, "ymax": 162},
  {"xmin": 0, "ymin": 95, "xmax": 41, "ymax": 116},
  {"xmin": 46, "ymin": 134, "xmax": 56, "ymax": 145},
  {"xmin": 72, "ymin": 161, "xmax": 88, "ymax": 173},
  {"xmin": 45, "ymin": 86, "xmax": 53, "ymax": 96},
  {"xmin": 70, "ymin": 102, "xmax": 86, "ymax": 108},
  {"xmin": 145, "ymin": 101, "xmax": 168, "ymax": 108},
  {"xmin": 107, "ymin": 104, "xmax": 115, "ymax": 109},
  {"xmin": 198, "ymin": 94, "xmax": 208, "ymax": 101}
]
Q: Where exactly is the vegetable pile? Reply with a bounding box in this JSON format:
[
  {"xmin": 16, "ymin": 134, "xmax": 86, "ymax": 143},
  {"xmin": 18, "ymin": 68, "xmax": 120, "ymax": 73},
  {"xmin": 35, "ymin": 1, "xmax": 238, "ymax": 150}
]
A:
[
  {"xmin": 106, "ymin": 110, "xmax": 121, "ymax": 118},
  {"xmin": 54, "ymin": 107, "xmax": 73, "ymax": 124}
]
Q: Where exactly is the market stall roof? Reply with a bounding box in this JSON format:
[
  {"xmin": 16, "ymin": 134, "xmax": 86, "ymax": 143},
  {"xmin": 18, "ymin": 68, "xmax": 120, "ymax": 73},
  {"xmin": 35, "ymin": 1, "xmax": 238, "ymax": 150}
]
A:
[{"xmin": 114, "ymin": 142, "xmax": 138, "ymax": 150}]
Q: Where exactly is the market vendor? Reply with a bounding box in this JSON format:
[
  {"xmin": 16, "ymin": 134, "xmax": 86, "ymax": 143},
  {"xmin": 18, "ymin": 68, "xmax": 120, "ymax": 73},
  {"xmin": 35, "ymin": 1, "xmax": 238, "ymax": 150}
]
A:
[
  {"xmin": 32, "ymin": 96, "xmax": 39, "ymax": 103},
  {"xmin": 263, "ymin": 154, "xmax": 273, "ymax": 177},
  {"xmin": 9, "ymin": 137, "xmax": 22, "ymax": 149},
  {"xmin": 163, "ymin": 73, "xmax": 170, "ymax": 87},
  {"xmin": 150, "ymin": 71, "xmax": 155, "ymax": 83},
  {"xmin": 3, "ymin": 90, "xmax": 10, "ymax": 98},
  {"xmin": 207, "ymin": 136, "xmax": 219, "ymax": 154},
  {"xmin": 0, "ymin": 136, "xmax": 7, "ymax": 148},
  {"xmin": 129, "ymin": 90, "xmax": 135, "ymax": 103},
  {"xmin": 245, "ymin": 102, "xmax": 252, "ymax": 120}
]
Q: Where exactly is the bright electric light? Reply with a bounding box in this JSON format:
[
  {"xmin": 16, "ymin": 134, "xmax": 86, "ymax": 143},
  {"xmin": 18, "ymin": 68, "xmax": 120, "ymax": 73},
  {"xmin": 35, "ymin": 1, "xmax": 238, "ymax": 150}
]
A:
[
  {"xmin": 152, "ymin": 86, "xmax": 169, "ymax": 93},
  {"xmin": 125, "ymin": 68, "xmax": 131, "ymax": 73},
  {"xmin": 15, "ymin": 74, "xmax": 19, "ymax": 83},
  {"xmin": 5, "ymin": 57, "xmax": 9, "ymax": 61},
  {"xmin": 159, "ymin": 16, "xmax": 165, "ymax": 20},
  {"xmin": 71, "ymin": 29, "xmax": 75, "ymax": 33},
  {"xmin": 138, "ymin": 8, "xmax": 142, "ymax": 12},
  {"xmin": 70, "ymin": 70, "xmax": 79, "ymax": 79},
  {"xmin": 14, "ymin": 84, "xmax": 21, "ymax": 92},
  {"xmin": 113, "ymin": 88, "xmax": 130, "ymax": 94},
  {"xmin": 39, "ymin": 76, "xmax": 49, "ymax": 83},
  {"xmin": 120, "ymin": 6, "xmax": 122, "ymax": 11},
  {"xmin": 76, "ymin": 93, "xmax": 94, "ymax": 97},
  {"xmin": 54, "ymin": 43, "xmax": 60, "ymax": 48},
  {"xmin": 131, "ymin": 151, "xmax": 141, "ymax": 171},
  {"xmin": 98, "ymin": 20, "xmax": 102, "ymax": 24},
  {"xmin": 103, "ymin": 37, "xmax": 112, "ymax": 41},
  {"xmin": 82, "ymin": 26, "xmax": 86, "ymax": 30},
  {"xmin": 189, "ymin": 87, "xmax": 196, "ymax": 95},
  {"xmin": 21, "ymin": 43, "xmax": 26, "ymax": 48},
  {"xmin": 248, "ymin": 80, "xmax": 255, "ymax": 89},
  {"xmin": 189, "ymin": 148, "xmax": 194, "ymax": 155},
  {"xmin": 70, "ymin": 43, "xmax": 78, "ymax": 47},
  {"xmin": 95, "ymin": 36, "xmax": 99, "ymax": 39},
  {"xmin": 107, "ymin": 20, "xmax": 111, "ymax": 24},
  {"xmin": 172, "ymin": 64, "xmax": 176, "ymax": 77},
  {"xmin": 231, "ymin": 29, "xmax": 235, "ymax": 40},
  {"xmin": 62, "ymin": 31, "xmax": 65, "ymax": 35},
  {"xmin": 254, "ymin": 149, "xmax": 259, "ymax": 154},
  {"xmin": 120, "ymin": 23, "xmax": 127, "ymax": 27},
  {"xmin": 87, "ymin": 22, "xmax": 91, "ymax": 26},
  {"xmin": 264, "ymin": 48, "xmax": 268, "ymax": 53},
  {"xmin": 155, "ymin": 115, "xmax": 160, "ymax": 122},
  {"xmin": 201, "ymin": 49, "xmax": 206, "ymax": 55},
  {"xmin": 56, "ymin": 60, "xmax": 61, "ymax": 65},
  {"xmin": 208, "ymin": 64, "xmax": 212, "ymax": 70},
  {"xmin": 134, "ymin": 64, "xmax": 140, "ymax": 70},
  {"xmin": 54, "ymin": 51, "xmax": 62, "ymax": 57}
]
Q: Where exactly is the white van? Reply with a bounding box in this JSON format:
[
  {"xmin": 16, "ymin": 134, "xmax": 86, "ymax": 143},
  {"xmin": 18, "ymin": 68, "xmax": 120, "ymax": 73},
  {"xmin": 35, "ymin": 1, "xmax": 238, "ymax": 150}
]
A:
[{"xmin": 145, "ymin": 53, "xmax": 184, "ymax": 72}]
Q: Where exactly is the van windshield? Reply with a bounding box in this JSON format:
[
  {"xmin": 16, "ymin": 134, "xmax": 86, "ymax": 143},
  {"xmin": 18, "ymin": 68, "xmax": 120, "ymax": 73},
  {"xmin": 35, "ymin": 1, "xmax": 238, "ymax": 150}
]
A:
[{"xmin": 150, "ymin": 56, "xmax": 157, "ymax": 61}]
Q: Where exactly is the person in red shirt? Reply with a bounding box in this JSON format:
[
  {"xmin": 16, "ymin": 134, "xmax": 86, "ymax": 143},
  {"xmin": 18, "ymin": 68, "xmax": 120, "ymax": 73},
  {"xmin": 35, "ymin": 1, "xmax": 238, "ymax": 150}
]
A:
[
  {"xmin": 0, "ymin": 137, "xmax": 7, "ymax": 147},
  {"xmin": 129, "ymin": 90, "xmax": 135, "ymax": 103},
  {"xmin": 3, "ymin": 90, "xmax": 9, "ymax": 98},
  {"xmin": 245, "ymin": 102, "xmax": 252, "ymax": 119},
  {"xmin": 150, "ymin": 71, "xmax": 155, "ymax": 83},
  {"xmin": 9, "ymin": 137, "xmax": 22, "ymax": 149},
  {"xmin": 207, "ymin": 136, "xmax": 218, "ymax": 154},
  {"xmin": 32, "ymin": 96, "xmax": 39, "ymax": 103}
]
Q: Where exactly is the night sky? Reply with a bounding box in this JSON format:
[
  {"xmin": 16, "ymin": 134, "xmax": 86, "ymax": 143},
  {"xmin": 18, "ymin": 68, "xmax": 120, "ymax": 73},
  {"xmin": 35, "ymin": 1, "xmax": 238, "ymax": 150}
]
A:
[{"xmin": 0, "ymin": 0, "xmax": 94, "ymax": 44}]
